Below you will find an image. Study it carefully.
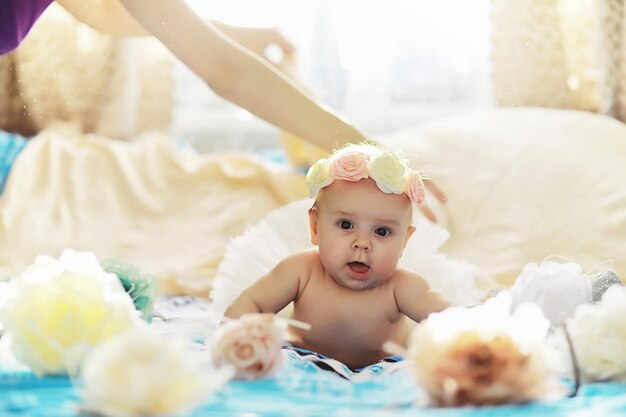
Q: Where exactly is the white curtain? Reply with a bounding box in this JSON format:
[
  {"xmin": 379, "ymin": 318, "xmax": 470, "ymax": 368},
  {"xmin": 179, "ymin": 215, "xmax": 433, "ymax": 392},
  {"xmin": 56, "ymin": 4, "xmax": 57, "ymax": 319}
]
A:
[{"xmin": 172, "ymin": 0, "xmax": 493, "ymax": 152}]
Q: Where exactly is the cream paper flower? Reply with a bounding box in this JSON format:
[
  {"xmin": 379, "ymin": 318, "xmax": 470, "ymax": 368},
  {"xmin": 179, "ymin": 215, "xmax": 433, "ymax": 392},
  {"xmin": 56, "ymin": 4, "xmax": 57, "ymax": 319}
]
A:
[
  {"xmin": 305, "ymin": 158, "xmax": 333, "ymax": 198},
  {"xmin": 368, "ymin": 150, "xmax": 407, "ymax": 194},
  {"xmin": 0, "ymin": 249, "xmax": 141, "ymax": 375},
  {"xmin": 80, "ymin": 327, "xmax": 232, "ymax": 417},
  {"xmin": 212, "ymin": 314, "xmax": 284, "ymax": 380},
  {"xmin": 568, "ymin": 285, "xmax": 626, "ymax": 382},
  {"xmin": 408, "ymin": 291, "xmax": 562, "ymax": 406}
]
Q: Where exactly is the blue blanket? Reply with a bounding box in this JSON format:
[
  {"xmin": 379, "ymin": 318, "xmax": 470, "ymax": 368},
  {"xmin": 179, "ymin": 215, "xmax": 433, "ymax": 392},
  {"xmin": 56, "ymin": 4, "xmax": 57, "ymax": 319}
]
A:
[
  {"xmin": 2, "ymin": 363, "xmax": 626, "ymax": 417},
  {"xmin": 0, "ymin": 131, "xmax": 27, "ymax": 195}
]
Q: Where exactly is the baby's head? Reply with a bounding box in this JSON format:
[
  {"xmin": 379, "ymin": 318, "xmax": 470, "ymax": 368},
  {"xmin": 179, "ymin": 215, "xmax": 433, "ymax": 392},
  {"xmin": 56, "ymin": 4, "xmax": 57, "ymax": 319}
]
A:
[{"xmin": 305, "ymin": 143, "xmax": 425, "ymax": 290}]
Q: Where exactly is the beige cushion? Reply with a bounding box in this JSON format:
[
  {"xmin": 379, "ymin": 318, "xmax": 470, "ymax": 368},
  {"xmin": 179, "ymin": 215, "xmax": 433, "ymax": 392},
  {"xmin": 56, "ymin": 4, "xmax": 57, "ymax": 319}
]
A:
[{"xmin": 381, "ymin": 108, "xmax": 626, "ymax": 289}]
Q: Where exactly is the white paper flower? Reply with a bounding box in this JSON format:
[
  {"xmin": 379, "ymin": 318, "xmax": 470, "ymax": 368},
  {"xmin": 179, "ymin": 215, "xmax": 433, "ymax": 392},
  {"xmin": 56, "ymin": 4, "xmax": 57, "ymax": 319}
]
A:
[
  {"xmin": 511, "ymin": 261, "xmax": 591, "ymax": 326},
  {"xmin": 211, "ymin": 314, "xmax": 284, "ymax": 380},
  {"xmin": 368, "ymin": 150, "xmax": 407, "ymax": 194},
  {"xmin": 408, "ymin": 292, "xmax": 562, "ymax": 406},
  {"xmin": 568, "ymin": 286, "xmax": 626, "ymax": 382},
  {"xmin": 0, "ymin": 249, "xmax": 141, "ymax": 375},
  {"xmin": 305, "ymin": 159, "xmax": 333, "ymax": 198},
  {"xmin": 80, "ymin": 327, "xmax": 232, "ymax": 417}
]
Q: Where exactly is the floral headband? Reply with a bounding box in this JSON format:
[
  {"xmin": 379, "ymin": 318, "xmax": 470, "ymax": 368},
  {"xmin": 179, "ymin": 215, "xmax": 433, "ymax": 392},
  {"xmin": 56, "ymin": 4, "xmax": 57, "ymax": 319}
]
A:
[{"xmin": 305, "ymin": 144, "xmax": 426, "ymax": 206}]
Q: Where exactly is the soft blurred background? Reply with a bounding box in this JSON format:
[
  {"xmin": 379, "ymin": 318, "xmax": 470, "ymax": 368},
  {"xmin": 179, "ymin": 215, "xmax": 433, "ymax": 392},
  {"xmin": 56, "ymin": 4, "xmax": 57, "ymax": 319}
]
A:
[
  {"xmin": 2, "ymin": 0, "xmax": 625, "ymax": 153},
  {"xmin": 1, "ymin": 0, "xmax": 626, "ymax": 297}
]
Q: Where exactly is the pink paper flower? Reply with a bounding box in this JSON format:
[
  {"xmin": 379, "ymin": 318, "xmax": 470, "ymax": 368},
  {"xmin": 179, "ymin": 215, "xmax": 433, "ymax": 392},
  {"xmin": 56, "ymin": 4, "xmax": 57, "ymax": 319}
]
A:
[
  {"xmin": 405, "ymin": 171, "xmax": 426, "ymax": 207},
  {"xmin": 211, "ymin": 314, "xmax": 283, "ymax": 380},
  {"xmin": 329, "ymin": 151, "xmax": 370, "ymax": 182}
]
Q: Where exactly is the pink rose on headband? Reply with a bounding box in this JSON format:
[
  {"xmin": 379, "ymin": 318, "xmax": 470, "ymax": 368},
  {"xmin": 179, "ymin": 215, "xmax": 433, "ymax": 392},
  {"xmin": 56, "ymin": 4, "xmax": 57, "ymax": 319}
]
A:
[
  {"xmin": 329, "ymin": 151, "xmax": 369, "ymax": 182},
  {"xmin": 405, "ymin": 171, "xmax": 426, "ymax": 206},
  {"xmin": 212, "ymin": 314, "xmax": 283, "ymax": 380}
]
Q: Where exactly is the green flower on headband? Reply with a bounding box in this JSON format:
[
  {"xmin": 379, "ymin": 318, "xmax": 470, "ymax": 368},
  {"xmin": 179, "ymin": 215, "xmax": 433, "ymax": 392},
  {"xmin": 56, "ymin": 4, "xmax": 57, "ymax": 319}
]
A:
[
  {"xmin": 368, "ymin": 150, "xmax": 407, "ymax": 194},
  {"xmin": 101, "ymin": 259, "xmax": 158, "ymax": 323}
]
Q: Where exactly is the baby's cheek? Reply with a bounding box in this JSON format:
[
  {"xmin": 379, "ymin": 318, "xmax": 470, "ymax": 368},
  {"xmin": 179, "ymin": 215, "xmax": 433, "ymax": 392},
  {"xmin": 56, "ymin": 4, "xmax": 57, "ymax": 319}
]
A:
[
  {"xmin": 374, "ymin": 249, "xmax": 402, "ymax": 276},
  {"xmin": 319, "ymin": 245, "xmax": 343, "ymax": 269}
]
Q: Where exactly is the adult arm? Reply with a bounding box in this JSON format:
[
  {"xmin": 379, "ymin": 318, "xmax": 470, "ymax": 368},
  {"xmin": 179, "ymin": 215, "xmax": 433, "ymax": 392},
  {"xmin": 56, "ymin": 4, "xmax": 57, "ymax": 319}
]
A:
[
  {"xmin": 56, "ymin": 0, "xmax": 149, "ymax": 36},
  {"xmin": 116, "ymin": 0, "xmax": 366, "ymax": 152}
]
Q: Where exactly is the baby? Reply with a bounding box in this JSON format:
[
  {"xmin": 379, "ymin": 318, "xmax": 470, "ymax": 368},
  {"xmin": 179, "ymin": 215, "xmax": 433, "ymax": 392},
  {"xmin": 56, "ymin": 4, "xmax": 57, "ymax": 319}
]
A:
[{"xmin": 224, "ymin": 143, "xmax": 450, "ymax": 369}]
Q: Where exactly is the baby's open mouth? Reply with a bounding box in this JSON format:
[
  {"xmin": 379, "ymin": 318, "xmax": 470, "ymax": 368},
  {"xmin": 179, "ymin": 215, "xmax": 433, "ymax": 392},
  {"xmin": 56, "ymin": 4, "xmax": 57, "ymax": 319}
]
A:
[{"xmin": 348, "ymin": 261, "xmax": 370, "ymax": 274}]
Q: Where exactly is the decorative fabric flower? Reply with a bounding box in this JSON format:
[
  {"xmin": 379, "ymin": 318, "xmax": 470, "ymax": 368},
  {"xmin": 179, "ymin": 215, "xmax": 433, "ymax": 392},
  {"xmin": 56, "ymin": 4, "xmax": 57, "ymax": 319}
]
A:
[
  {"xmin": 0, "ymin": 249, "xmax": 141, "ymax": 375},
  {"xmin": 368, "ymin": 150, "xmax": 407, "ymax": 194},
  {"xmin": 408, "ymin": 292, "xmax": 562, "ymax": 406},
  {"xmin": 305, "ymin": 143, "xmax": 427, "ymax": 205},
  {"xmin": 305, "ymin": 159, "xmax": 333, "ymax": 198},
  {"xmin": 100, "ymin": 258, "xmax": 158, "ymax": 322},
  {"xmin": 328, "ymin": 151, "xmax": 369, "ymax": 181},
  {"xmin": 405, "ymin": 170, "xmax": 426, "ymax": 207},
  {"xmin": 80, "ymin": 327, "xmax": 232, "ymax": 417},
  {"xmin": 511, "ymin": 261, "xmax": 591, "ymax": 326},
  {"xmin": 568, "ymin": 285, "xmax": 626, "ymax": 382},
  {"xmin": 211, "ymin": 314, "xmax": 284, "ymax": 380}
]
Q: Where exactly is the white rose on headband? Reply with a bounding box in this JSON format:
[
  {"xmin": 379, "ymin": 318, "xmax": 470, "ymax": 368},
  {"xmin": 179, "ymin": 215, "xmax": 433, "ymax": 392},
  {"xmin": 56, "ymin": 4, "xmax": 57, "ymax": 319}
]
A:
[
  {"xmin": 329, "ymin": 151, "xmax": 369, "ymax": 182},
  {"xmin": 212, "ymin": 314, "xmax": 283, "ymax": 380},
  {"xmin": 368, "ymin": 151, "xmax": 407, "ymax": 194},
  {"xmin": 405, "ymin": 171, "xmax": 426, "ymax": 206},
  {"xmin": 305, "ymin": 159, "xmax": 333, "ymax": 198}
]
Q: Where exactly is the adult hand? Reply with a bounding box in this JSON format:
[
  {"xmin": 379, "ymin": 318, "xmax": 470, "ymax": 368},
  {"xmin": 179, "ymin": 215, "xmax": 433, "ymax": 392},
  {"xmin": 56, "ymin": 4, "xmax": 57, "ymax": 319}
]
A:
[
  {"xmin": 420, "ymin": 178, "xmax": 447, "ymax": 223},
  {"xmin": 211, "ymin": 23, "xmax": 295, "ymax": 65}
]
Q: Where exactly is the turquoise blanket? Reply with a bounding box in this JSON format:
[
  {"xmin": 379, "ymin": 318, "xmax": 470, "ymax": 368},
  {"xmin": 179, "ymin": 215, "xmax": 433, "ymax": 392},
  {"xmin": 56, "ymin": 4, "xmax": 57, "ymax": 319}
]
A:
[
  {"xmin": 2, "ymin": 365, "xmax": 626, "ymax": 417},
  {"xmin": 0, "ymin": 131, "xmax": 27, "ymax": 195}
]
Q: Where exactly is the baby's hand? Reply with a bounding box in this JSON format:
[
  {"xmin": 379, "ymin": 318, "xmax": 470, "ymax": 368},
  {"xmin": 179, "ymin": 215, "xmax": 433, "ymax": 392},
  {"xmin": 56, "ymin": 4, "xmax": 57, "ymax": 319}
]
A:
[{"xmin": 211, "ymin": 313, "xmax": 284, "ymax": 380}]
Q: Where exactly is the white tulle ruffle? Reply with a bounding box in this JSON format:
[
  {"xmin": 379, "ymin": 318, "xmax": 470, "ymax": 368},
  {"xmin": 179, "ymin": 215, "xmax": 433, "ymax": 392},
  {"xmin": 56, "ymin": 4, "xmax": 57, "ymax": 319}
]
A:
[{"xmin": 210, "ymin": 199, "xmax": 482, "ymax": 317}]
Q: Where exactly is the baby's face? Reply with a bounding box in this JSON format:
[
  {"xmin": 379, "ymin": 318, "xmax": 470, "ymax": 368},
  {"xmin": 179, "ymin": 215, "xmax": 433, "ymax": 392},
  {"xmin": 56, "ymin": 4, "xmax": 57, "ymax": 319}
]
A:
[{"xmin": 309, "ymin": 178, "xmax": 415, "ymax": 290}]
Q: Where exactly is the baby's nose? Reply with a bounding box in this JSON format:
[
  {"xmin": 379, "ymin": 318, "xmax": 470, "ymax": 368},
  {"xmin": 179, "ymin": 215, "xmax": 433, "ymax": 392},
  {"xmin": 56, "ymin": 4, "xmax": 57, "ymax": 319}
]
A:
[{"xmin": 352, "ymin": 235, "xmax": 371, "ymax": 251}]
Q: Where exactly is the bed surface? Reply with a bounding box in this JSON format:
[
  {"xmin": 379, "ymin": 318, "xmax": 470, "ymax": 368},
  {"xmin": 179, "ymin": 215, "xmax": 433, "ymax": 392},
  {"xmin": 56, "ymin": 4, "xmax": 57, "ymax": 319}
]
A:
[{"xmin": 2, "ymin": 296, "xmax": 626, "ymax": 417}]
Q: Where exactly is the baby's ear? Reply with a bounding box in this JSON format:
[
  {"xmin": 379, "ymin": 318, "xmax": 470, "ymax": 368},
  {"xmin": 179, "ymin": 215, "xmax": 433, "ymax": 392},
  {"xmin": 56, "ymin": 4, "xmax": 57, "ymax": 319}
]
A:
[
  {"xmin": 308, "ymin": 208, "xmax": 319, "ymax": 245},
  {"xmin": 403, "ymin": 225, "xmax": 416, "ymax": 250}
]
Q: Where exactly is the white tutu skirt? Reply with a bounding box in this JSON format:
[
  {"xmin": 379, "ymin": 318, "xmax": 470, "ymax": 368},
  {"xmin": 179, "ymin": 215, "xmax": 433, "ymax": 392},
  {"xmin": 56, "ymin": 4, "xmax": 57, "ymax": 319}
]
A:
[{"xmin": 210, "ymin": 199, "xmax": 483, "ymax": 318}]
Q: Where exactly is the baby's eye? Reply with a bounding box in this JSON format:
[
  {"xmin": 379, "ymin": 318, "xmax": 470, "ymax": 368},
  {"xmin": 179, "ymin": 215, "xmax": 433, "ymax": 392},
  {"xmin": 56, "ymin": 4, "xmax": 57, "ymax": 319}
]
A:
[
  {"xmin": 374, "ymin": 227, "xmax": 391, "ymax": 237},
  {"xmin": 338, "ymin": 220, "xmax": 353, "ymax": 230}
]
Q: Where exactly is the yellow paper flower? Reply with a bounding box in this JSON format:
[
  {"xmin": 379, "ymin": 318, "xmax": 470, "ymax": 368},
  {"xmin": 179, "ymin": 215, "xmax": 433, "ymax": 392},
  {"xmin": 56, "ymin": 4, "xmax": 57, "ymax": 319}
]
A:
[
  {"xmin": 368, "ymin": 150, "xmax": 408, "ymax": 194},
  {"xmin": 305, "ymin": 158, "xmax": 333, "ymax": 198},
  {"xmin": 0, "ymin": 249, "xmax": 141, "ymax": 375},
  {"xmin": 568, "ymin": 286, "xmax": 626, "ymax": 382},
  {"xmin": 408, "ymin": 292, "xmax": 563, "ymax": 406},
  {"xmin": 80, "ymin": 327, "xmax": 232, "ymax": 417}
]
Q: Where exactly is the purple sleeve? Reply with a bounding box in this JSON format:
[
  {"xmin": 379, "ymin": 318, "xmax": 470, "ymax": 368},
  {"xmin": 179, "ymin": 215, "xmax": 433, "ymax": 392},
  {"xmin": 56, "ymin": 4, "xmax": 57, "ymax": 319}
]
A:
[{"xmin": 0, "ymin": 0, "xmax": 55, "ymax": 54}]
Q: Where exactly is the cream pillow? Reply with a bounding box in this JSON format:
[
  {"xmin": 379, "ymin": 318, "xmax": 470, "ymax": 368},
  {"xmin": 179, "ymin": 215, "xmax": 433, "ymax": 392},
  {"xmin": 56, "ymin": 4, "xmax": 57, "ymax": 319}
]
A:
[{"xmin": 381, "ymin": 108, "xmax": 626, "ymax": 289}]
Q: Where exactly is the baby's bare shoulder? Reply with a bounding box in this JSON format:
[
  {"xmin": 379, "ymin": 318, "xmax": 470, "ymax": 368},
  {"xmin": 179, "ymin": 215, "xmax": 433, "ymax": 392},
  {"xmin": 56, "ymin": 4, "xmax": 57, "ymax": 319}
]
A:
[
  {"xmin": 274, "ymin": 250, "xmax": 320, "ymax": 293},
  {"xmin": 390, "ymin": 267, "xmax": 430, "ymax": 290},
  {"xmin": 278, "ymin": 248, "xmax": 319, "ymax": 265}
]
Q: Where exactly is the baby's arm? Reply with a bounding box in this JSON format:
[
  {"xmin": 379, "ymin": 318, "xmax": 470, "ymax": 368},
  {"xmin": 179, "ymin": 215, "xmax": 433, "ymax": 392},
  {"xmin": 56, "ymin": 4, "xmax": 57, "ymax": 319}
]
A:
[
  {"xmin": 224, "ymin": 251, "xmax": 311, "ymax": 319},
  {"xmin": 393, "ymin": 269, "xmax": 451, "ymax": 323}
]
